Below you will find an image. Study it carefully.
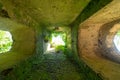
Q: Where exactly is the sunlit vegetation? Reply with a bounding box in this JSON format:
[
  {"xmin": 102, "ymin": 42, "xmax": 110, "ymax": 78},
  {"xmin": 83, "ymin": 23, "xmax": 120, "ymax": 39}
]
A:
[
  {"xmin": 0, "ymin": 30, "xmax": 13, "ymax": 53},
  {"xmin": 51, "ymin": 32, "xmax": 66, "ymax": 46},
  {"xmin": 114, "ymin": 30, "xmax": 120, "ymax": 52},
  {"xmin": 46, "ymin": 32, "xmax": 66, "ymax": 52}
]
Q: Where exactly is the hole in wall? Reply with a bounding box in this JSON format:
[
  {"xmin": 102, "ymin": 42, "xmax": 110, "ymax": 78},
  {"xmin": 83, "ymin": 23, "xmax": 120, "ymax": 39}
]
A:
[
  {"xmin": 0, "ymin": 30, "xmax": 13, "ymax": 53},
  {"xmin": 113, "ymin": 30, "xmax": 120, "ymax": 52},
  {"xmin": 98, "ymin": 19, "xmax": 120, "ymax": 63}
]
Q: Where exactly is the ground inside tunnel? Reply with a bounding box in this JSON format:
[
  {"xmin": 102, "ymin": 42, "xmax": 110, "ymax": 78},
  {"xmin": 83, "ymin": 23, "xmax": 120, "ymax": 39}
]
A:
[{"xmin": 0, "ymin": 50, "xmax": 102, "ymax": 80}]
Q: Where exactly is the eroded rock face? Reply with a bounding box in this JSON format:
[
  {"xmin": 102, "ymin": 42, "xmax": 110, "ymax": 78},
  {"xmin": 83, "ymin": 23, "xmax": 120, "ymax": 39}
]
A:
[{"xmin": 78, "ymin": 0, "xmax": 120, "ymax": 80}]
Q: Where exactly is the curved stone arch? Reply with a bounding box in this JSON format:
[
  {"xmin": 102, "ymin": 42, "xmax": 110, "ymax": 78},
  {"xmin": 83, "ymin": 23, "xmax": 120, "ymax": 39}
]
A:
[
  {"xmin": 0, "ymin": 17, "xmax": 35, "ymax": 71},
  {"xmin": 98, "ymin": 19, "xmax": 120, "ymax": 63}
]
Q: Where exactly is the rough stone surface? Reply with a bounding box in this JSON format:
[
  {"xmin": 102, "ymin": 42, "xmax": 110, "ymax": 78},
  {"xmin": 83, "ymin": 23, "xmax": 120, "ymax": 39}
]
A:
[
  {"xmin": 0, "ymin": 0, "xmax": 90, "ymax": 26},
  {"xmin": 78, "ymin": 0, "xmax": 120, "ymax": 80}
]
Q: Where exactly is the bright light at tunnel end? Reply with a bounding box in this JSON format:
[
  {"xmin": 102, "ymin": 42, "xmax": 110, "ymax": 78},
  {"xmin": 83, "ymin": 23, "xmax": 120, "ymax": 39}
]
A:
[
  {"xmin": 51, "ymin": 35, "xmax": 65, "ymax": 46},
  {"xmin": 46, "ymin": 33, "xmax": 65, "ymax": 52}
]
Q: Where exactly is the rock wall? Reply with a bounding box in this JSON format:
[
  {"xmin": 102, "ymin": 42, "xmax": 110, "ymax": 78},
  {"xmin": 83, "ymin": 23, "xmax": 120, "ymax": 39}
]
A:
[
  {"xmin": 0, "ymin": 17, "xmax": 35, "ymax": 71},
  {"xmin": 78, "ymin": 0, "xmax": 120, "ymax": 80}
]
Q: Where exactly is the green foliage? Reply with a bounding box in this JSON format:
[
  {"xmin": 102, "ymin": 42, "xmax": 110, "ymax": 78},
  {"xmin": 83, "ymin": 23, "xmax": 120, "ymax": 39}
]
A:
[
  {"xmin": 49, "ymin": 32, "xmax": 66, "ymax": 49},
  {"xmin": 116, "ymin": 30, "xmax": 120, "ymax": 35},
  {"xmin": 0, "ymin": 2, "xmax": 2, "ymax": 10},
  {"xmin": 50, "ymin": 32, "xmax": 66, "ymax": 42},
  {"xmin": 55, "ymin": 45, "xmax": 65, "ymax": 52},
  {"xmin": 0, "ymin": 30, "xmax": 13, "ymax": 53}
]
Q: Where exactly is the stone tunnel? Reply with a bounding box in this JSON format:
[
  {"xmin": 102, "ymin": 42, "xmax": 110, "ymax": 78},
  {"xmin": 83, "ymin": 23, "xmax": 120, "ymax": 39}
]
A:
[{"xmin": 0, "ymin": 0, "xmax": 120, "ymax": 80}]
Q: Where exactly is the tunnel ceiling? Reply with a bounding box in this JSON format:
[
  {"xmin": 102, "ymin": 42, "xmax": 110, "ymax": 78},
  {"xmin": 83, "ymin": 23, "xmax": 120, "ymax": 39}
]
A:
[{"xmin": 0, "ymin": 0, "xmax": 90, "ymax": 26}]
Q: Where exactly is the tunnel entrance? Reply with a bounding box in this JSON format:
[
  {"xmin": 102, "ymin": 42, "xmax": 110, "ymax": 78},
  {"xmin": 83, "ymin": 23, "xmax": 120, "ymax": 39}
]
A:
[
  {"xmin": 43, "ymin": 26, "xmax": 71, "ymax": 54},
  {"xmin": 0, "ymin": 30, "xmax": 13, "ymax": 53},
  {"xmin": 113, "ymin": 30, "xmax": 120, "ymax": 52}
]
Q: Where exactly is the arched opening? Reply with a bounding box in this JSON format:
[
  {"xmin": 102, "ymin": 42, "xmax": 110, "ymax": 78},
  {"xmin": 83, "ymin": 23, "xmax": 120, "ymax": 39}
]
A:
[
  {"xmin": 113, "ymin": 30, "xmax": 120, "ymax": 52},
  {"xmin": 97, "ymin": 22, "xmax": 120, "ymax": 63},
  {"xmin": 0, "ymin": 30, "xmax": 13, "ymax": 53}
]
